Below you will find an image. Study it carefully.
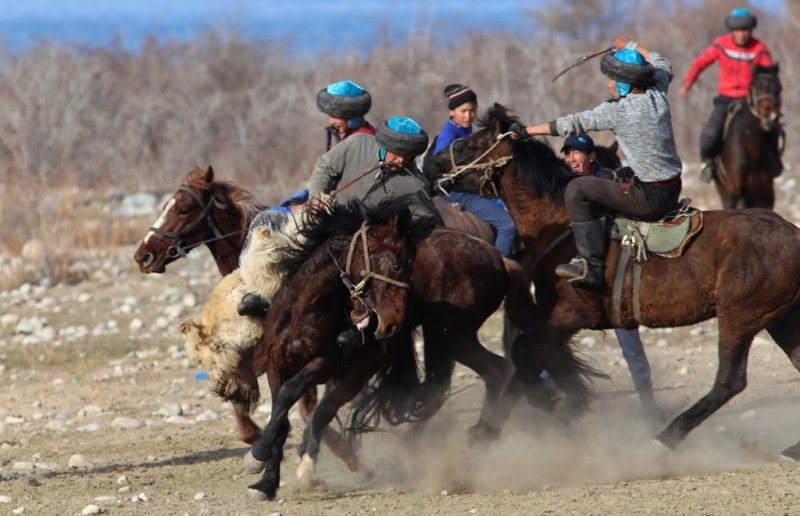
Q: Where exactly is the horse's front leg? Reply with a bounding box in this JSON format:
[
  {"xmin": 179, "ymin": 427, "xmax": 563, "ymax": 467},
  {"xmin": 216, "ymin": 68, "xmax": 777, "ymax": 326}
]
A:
[
  {"xmin": 296, "ymin": 381, "xmax": 362, "ymax": 472},
  {"xmin": 245, "ymin": 359, "xmax": 332, "ymax": 501},
  {"xmin": 296, "ymin": 355, "xmax": 381, "ymax": 491}
]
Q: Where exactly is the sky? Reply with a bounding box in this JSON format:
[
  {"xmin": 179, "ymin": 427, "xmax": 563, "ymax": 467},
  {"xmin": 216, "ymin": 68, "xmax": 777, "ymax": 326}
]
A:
[{"xmin": 0, "ymin": 0, "xmax": 787, "ymax": 55}]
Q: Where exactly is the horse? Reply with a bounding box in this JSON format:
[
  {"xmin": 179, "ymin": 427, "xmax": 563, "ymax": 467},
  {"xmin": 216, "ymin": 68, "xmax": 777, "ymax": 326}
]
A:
[
  {"xmin": 424, "ymin": 103, "xmax": 800, "ymax": 455},
  {"xmin": 713, "ymin": 64, "xmax": 783, "ymax": 209},
  {"xmin": 132, "ymin": 165, "xmax": 495, "ymax": 451},
  {"xmin": 240, "ymin": 197, "xmax": 599, "ymax": 500},
  {"xmin": 134, "ymin": 166, "xmax": 495, "ymax": 277}
]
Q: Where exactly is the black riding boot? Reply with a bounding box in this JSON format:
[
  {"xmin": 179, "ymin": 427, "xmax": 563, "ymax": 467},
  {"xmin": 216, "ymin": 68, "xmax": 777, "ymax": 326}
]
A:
[
  {"xmin": 237, "ymin": 292, "xmax": 269, "ymax": 317},
  {"xmin": 555, "ymin": 218, "xmax": 608, "ymax": 290}
]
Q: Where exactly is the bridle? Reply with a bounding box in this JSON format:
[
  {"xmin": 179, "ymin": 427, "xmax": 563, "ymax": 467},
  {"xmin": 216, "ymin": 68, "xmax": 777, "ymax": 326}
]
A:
[
  {"xmin": 149, "ymin": 186, "xmax": 247, "ymax": 258},
  {"xmin": 437, "ymin": 131, "xmax": 515, "ymax": 198},
  {"xmin": 747, "ymin": 71, "xmax": 782, "ymax": 131},
  {"xmin": 329, "ymin": 222, "xmax": 411, "ymax": 308}
]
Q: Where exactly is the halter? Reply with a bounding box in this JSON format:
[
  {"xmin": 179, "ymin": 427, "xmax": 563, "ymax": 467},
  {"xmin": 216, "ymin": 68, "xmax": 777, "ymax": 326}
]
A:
[
  {"xmin": 149, "ymin": 186, "xmax": 247, "ymax": 258},
  {"xmin": 746, "ymin": 71, "xmax": 782, "ymax": 129},
  {"xmin": 437, "ymin": 131, "xmax": 515, "ymax": 198},
  {"xmin": 329, "ymin": 222, "xmax": 411, "ymax": 307}
]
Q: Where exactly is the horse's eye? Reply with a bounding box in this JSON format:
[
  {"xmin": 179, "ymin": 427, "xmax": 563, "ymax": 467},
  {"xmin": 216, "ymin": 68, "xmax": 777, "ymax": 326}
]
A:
[
  {"xmin": 178, "ymin": 208, "xmax": 190, "ymax": 216},
  {"xmin": 393, "ymin": 261, "xmax": 404, "ymax": 273}
]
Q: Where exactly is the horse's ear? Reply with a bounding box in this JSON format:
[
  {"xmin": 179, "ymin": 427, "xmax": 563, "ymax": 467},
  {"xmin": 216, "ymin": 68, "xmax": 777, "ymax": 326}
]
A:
[
  {"xmin": 609, "ymin": 140, "xmax": 619, "ymax": 154},
  {"xmin": 774, "ymin": 63, "xmax": 780, "ymax": 74},
  {"xmin": 387, "ymin": 209, "xmax": 412, "ymax": 236},
  {"xmin": 204, "ymin": 166, "xmax": 215, "ymax": 183}
]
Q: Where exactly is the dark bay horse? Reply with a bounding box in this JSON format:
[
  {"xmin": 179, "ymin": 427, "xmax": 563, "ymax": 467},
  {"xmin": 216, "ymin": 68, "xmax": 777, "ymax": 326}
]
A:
[
  {"xmin": 242, "ymin": 203, "xmax": 599, "ymax": 500},
  {"xmin": 425, "ymin": 103, "xmax": 800, "ymax": 454},
  {"xmin": 714, "ymin": 64, "xmax": 783, "ymax": 209}
]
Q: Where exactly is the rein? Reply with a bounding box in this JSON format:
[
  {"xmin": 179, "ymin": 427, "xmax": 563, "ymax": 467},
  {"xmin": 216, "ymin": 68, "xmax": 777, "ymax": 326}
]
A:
[
  {"xmin": 437, "ymin": 131, "xmax": 515, "ymax": 197},
  {"xmin": 149, "ymin": 186, "xmax": 247, "ymax": 258},
  {"xmin": 329, "ymin": 222, "xmax": 411, "ymax": 306}
]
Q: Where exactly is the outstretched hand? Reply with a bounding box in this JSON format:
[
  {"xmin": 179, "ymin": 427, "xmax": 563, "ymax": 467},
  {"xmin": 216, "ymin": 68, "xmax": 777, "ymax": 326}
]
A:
[
  {"xmin": 509, "ymin": 122, "xmax": 528, "ymax": 140},
  {"xmin": 611, "ymin": 35, "xmax": 633, "ymax": 50}
]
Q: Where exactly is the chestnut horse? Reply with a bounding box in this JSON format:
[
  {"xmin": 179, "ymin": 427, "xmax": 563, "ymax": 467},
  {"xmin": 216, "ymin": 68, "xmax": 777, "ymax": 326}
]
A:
[
  {"xmin": 713, "ymin": 64, "xmax": 783, "ymax": 209},
  {"xmin": 425, "ymin": 104, "xmax": 800, "ymax": 455},
  {"xmin": 134, "ymin": 166, "xmax": 495, "ymax": 276}
]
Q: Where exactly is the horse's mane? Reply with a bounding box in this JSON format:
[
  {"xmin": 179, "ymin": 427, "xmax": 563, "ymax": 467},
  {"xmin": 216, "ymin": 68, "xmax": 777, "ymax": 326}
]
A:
[
  {"xmin": 480, "ymin": 104, "xmax": 577, "ymax": 203},
  {"xmin": 754, "ymin": 64, "xmax": 780, "ymax": 77},
  {"xmin": 279, "ymin": 195, "xmax": 435, "ymax": 278},
  {"xmin": 478, "ymin": 104, "xmax": 624, "ymax": 202},
  {"xmin": 181, "ymin": 167, "xmax": 267, "ymax": 230}
]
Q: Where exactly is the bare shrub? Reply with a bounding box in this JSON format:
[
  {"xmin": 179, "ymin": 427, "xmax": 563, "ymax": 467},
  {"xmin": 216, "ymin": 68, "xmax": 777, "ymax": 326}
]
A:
[{"xmin": 0, "ymin": 2, "xmax": 796, "ymax": 286}]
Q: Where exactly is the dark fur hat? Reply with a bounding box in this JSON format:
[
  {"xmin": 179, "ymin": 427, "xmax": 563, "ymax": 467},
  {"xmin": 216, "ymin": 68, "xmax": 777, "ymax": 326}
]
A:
[
  {"xmin": 600, "ymin": 52, "xmax": 655, "ymax": 87},
  {"xmin": 316, "ymin": 81, "xmax": 372, "ymax": 119},
  {"xmin": 375, "ymin": 116, "xmax": 429, "ymax": 158}
]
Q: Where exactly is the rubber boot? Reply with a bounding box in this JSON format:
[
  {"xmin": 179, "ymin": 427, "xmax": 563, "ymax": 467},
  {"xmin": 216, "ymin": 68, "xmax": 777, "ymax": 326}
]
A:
[
  {"xmin": 237, "ymin": 292, "xmax": 269, "ymax": 317},
  {"xmin": 555, "ymin": 218, "xmax": 607, "ymax": 290}
]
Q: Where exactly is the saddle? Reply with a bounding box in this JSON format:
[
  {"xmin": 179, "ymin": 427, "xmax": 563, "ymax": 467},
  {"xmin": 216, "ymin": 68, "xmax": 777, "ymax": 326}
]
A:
[
  {"xmin": 611, "ymin": 198, "xmax": 703, "ymax": 261},
  {"xmin": 608, "ymin": 198, "xmax": 704, "ymax": 327}
]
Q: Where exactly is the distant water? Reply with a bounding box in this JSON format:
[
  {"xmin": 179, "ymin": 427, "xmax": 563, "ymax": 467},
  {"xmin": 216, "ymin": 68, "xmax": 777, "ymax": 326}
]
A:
[{"xmin": 0, "ymin": 0, "xmax": 540, "ymax": 55}]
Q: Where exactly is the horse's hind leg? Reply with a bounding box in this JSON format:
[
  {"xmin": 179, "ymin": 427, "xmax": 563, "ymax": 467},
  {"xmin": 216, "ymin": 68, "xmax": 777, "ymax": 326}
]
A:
[
  {"xmin": 655, "ymin": 325, "xmax": 754, "ymax": 449},
  {"xmin": 438, "ymin": 330, "xmax": 512, "ymax": 441},
  {"xmin": 767, "ymin": 305, "xmax": 800, "ymax": 459}
]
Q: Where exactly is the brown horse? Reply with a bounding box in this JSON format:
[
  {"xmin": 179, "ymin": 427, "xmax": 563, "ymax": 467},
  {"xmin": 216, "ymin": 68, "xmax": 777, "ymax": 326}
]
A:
[
  {"xmin": 713, "ymin": 64, "xmax": 783, "ymax": 209},
  {"xmin": 133, "ymin": 166, "xmax": 495, "ymax": 277},
  {"xmin": 425, "ymin": 103, "xmax": 800, "ymax": 454}
]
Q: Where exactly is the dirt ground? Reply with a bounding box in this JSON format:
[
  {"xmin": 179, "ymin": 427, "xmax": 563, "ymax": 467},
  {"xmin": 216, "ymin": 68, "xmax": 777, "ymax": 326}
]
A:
[{"xmin": 4, "ymin": 181, "xmax": 800, "ymax": 515}]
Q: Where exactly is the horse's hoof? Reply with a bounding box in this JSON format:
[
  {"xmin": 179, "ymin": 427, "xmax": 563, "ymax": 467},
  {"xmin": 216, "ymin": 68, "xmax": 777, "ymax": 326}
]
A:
[
  {"xmin": 467, "ymin": 423, "xmax": 501, "ymax": 443},
  {"xmin": 243, "ymin": 449, "xmax": 266, "ymax": 474},
  {"xmin": 244, "ymin": 487, "xmax": 271, "ymax": 501},
  {"xmin": 647, "ymin": 438, "xmax": 672, "ymax": 457},
  {"xmin": 780, "ymin": 442, "xmax": 800, "ymax": 461},
  {"xmin": 296, "ymin": 454, "xmax": 326, "ymax": 492}
]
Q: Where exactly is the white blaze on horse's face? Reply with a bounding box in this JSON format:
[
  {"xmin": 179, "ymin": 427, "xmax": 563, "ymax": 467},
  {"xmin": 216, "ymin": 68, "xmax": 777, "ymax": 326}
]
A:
[{"xmin": 143, "ymin": 198, "xmax": 176, "ymax": 244}]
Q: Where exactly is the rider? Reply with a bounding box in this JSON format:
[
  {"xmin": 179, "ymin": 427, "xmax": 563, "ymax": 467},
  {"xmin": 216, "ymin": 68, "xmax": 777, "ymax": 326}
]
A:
[
  {"xmin": 679, "ymin": 8, "xmax": 775, "ymax": 182},
  {"xmin": 561, "ymin": 133, "xmax": 655, "ymax": 408},
  {"xmin": 236, "ymin": 80, "xmax": 377, "ymax": 316},
  {"xmin": 513, "ymin": 35, "xmax": 682, "ymax": 290},
  {"xmin": 309, "ymin": 115, "xmax": 441, "ymax": 347},
  {"xmin": 426, "ymin": 84, "xmax": 517, "ymax": 257}
]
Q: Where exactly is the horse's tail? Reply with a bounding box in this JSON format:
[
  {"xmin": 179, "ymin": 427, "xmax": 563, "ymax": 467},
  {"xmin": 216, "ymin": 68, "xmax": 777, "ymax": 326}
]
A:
[
  {"xmin": 501, "ymin": 257, "xmax": 607, "ymax": 414},
  {"xmin": 347, "ymin": 327, "xmax": 447, "ymax": 438}
]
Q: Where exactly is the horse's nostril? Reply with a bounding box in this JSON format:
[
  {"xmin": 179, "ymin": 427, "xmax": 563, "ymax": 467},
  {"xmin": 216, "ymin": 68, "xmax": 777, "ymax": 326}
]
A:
[
  {"xmin": 140, "ymin": 253, "xmax": 154, "ymax": 267},
  {"xmin": 385, "ymin": 324, "xmax": 397, "ymax": 338}
]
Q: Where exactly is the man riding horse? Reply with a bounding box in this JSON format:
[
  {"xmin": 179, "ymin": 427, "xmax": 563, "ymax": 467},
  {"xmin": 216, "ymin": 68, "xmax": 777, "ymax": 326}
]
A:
[
  {"xmin": 513, "ymin": 35, "xmax": 682, "ymax": 290},
  {"xmin": 679, "ymin": 8, "xmax": 777, "ymax": 182}
]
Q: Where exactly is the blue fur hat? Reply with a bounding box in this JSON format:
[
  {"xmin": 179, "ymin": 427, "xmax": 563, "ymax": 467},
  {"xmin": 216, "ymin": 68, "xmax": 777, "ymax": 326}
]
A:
[{"xmin": 375, "ymin": 116, "xmax": 429, "ymax": 157}]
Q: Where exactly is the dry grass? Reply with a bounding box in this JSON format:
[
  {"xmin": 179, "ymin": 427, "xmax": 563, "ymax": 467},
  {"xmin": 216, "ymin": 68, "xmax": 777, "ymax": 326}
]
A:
[{"xmin": 0, "ymin": 1, "xmax": 797, "ymax": 288}]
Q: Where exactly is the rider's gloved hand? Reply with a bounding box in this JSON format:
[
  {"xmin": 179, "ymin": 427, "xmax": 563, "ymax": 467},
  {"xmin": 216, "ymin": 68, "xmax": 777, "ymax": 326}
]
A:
[{"xmin": 509, "ymin": 122, "xmax": 529, "ymax": 140}]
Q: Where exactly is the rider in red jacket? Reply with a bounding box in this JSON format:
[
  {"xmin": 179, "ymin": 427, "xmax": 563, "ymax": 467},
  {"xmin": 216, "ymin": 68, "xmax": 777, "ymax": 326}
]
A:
[{"xmin": 679, "ymin": 8, "xmax": 775, "ymax": 182}]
